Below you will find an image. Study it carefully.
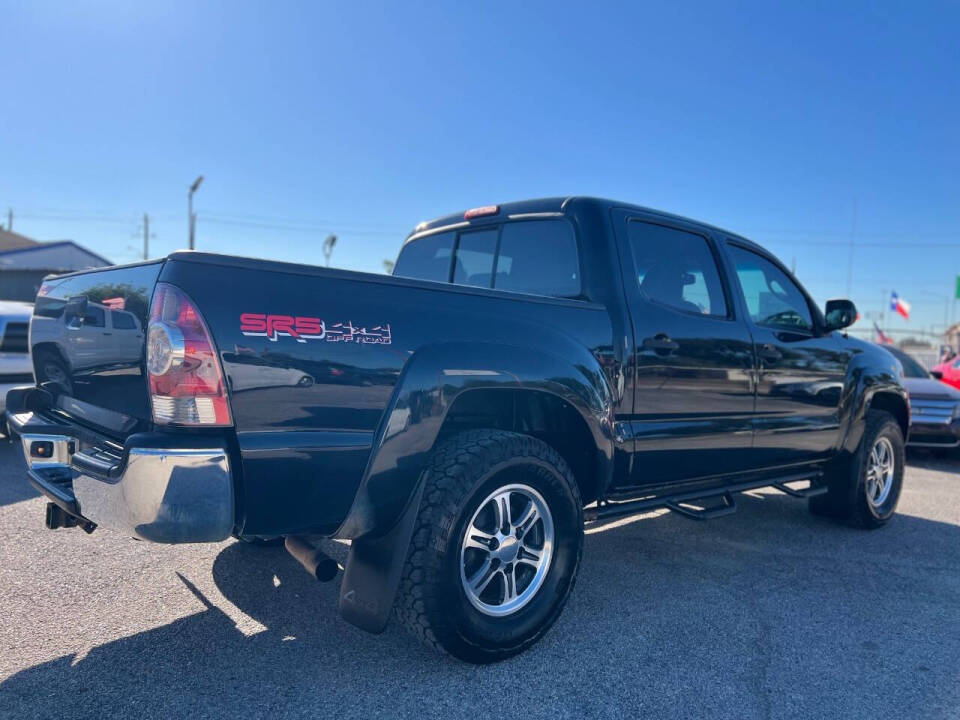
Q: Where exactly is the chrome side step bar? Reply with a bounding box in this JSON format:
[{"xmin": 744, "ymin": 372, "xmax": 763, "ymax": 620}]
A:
[{"xmin": 586, "ymin": 471, "xmax": 824, "ymax": 523}]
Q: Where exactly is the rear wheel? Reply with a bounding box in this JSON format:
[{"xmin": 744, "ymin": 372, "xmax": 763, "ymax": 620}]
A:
[
  {"xmin": 395, "ymin": 429, "xmax": 583, "ymax": 663},
  {"xmin": 809, "ymin": 410, "xmax": 904, "ymax": 528}
]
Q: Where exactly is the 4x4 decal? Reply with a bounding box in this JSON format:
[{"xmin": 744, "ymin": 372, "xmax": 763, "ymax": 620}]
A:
[{"xmin": 240, "ymin": 313, "xmax": 391, "ymax": 345}]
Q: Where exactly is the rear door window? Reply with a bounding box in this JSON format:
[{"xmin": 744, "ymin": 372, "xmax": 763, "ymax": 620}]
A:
[
  {"xmin": 626, "ymin": 221, "xmax": 728, "ymax": 317},
  {"xmin": 111, "ymin": 310, "xmax": 137, "ymax": 330},
  {"xmin": 83, "ymin": 306, "xmax": 105, "ymax": 327}
]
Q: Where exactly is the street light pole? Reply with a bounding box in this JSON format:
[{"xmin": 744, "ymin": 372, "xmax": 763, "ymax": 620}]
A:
[{"xmin": 188, "ymin": 175, "xmax": 204, "ymax": 250}]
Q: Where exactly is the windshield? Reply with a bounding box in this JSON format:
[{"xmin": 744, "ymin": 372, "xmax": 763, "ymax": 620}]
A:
[{"xmin": 883, "ymin": 346, "xmax": 929, "ymax": 378}]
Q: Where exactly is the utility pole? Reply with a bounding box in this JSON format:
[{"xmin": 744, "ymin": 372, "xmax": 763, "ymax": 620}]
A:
[
  {"xmin": 143, "ymin": 213, "xmax": 150, "ymax": 260},
  {"xmin": 6, "ymin": 208, "xmax": 11, "ymax": 232},
  {"xmin": 188, "ymin": 175, "xmax": 204, "ymax": 250}
]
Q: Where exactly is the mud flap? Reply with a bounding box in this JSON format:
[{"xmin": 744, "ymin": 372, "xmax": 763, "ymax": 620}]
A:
[{"xmin": 338, "ymin": 479, "xmax": 425, "ymax": 633}]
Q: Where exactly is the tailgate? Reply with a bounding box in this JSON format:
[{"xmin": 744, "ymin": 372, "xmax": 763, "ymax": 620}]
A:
[{"xmin": 29, "ymin": 261, "xmax": 163, "ymax": 437}]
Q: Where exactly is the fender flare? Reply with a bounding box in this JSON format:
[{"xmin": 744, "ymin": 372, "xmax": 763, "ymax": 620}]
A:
[
  {"xmin": 336, "ymin": 339, "xmax": 615, "ymax": 633},
  {"xmin": 838, "ymin": 352, "xmax": 908, "ymax": 456},
  {"xmin": 337, "ymin": 340, "xmax": 615, "ymax": 540}
]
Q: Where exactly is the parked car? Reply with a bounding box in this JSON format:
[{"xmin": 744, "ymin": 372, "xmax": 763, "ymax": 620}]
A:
[
  {"xmin": 0, "ymin": 300, "xmax": 34, "ymax": 429},
  {"xmin": 931, "ymin": 356, "xmax": 960, "ymax": 392},
  {"xmin": 882, "ymin": 345, "xmax": 960, "ymax": 449},
  {"xmin": 6, "ymin": 197, "xmax": 909, "ymax": 662}
]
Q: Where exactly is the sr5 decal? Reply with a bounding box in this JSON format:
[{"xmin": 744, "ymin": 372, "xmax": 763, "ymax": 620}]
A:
[{"xmin": 241, "ymin": 313, "xmax": 391, "ymax": 345}]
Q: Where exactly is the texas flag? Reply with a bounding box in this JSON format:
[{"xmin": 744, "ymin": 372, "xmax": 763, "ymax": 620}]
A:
[{"xmin": 890, "ymin": 291, "xmax": 911, "ymax": 320}]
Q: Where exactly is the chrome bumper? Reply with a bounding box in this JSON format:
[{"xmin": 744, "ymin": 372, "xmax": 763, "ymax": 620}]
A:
[
  {"xmin": 9, "ymin": 412, "xmax": 235, "ymax": 543},
  {"xmin": 72, "ymin": 447, "xmax": 234, "ymax": 543}
]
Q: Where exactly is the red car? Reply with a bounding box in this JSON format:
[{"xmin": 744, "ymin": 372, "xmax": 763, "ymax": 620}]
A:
[{"xmin": 932, "ymin": 356, "xmax": 960, "ymax": 390}]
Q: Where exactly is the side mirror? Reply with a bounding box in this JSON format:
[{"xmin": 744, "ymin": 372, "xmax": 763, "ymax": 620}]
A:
[
  {"xmin": 824, "ymin": 298, "xmax": 857, "ymax": 331},
  {"xmin": 931, "ymin": 370, "xmax": 944, "ymax": 380}
]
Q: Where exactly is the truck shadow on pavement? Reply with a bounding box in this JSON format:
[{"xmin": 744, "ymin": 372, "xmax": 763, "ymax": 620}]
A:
[
  {"xmin": 2, "ymin": 488, "xmax": 960, "ymax": 719},
  {"xmin": 0, "ymin": 437, "xmax": 39, "ymax": 507}
]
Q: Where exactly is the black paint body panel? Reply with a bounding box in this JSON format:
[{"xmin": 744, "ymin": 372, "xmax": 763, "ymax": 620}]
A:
[{"xmin": 23, "ymin": 197, "xmax": 909, "ymax": 541}]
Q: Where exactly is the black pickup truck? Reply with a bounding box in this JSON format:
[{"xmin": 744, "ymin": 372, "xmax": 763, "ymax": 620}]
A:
[{"xmin": 7, "ymin": 197, "xmax": 908, "ymax": 663}]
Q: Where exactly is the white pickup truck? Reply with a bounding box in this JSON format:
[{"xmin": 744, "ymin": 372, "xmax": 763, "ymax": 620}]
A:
[
  {"xmin": 29, "ymin": 295, "xmax": 143, "ymax": 396},
  {"xmin": 0, "ymin": 300, "xmax": 34, "ymax": 423}
]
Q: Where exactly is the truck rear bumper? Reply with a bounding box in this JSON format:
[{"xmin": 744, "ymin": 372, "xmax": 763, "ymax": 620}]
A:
[{"xmin": 8, "ymin": 411, "xmax": 234, "ymax": 543}]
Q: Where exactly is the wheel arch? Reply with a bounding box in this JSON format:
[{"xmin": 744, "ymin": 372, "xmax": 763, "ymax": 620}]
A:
[
  {"xmin": 436, "ymin": 386, "xmax": 603, "ymax": 506},
  {"xmin": 841, "ymin": 372, "xmax": 910, "ymax": 456},
  {"xmin": 867, "ymin": 390, "xmax": 909, "ymax": 439},
  {"xmin": 336, "ymin": 340, "xmax": 616, "ymax": 541}
]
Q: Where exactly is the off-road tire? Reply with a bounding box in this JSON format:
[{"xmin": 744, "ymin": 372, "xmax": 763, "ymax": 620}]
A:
[
  {"xmin": 809, "ymin": 410, "xmax": 904, "ymax": 528},
  {"xmin": 394, "ymin": 429, "xmax": 583, "ymax": 663}
]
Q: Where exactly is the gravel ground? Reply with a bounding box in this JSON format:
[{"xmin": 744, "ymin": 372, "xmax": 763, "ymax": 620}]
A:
[{"xmin": 0, "ymin": 434, "xmax": 958, "ymax": 719}]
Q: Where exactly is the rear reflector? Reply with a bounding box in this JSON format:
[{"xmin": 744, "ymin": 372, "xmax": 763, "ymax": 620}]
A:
[
  {"xmin": 464, "ymin": 205, "xmax": 499, "ymax": 220},
  {"xmin": 147, "ymin": 283, "xmax": 232, "ymax": 426}
]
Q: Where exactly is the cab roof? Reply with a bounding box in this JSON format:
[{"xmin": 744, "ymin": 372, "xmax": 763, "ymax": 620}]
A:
[{"xmin": 407, "ymin": 196, "xmax": 760, "ymax": 250}]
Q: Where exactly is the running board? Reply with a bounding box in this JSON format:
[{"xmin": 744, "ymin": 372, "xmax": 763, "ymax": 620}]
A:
[
  {"xmin": 586, "ymin": 470, "xmax": 823, "ymax": 523},
  {"xmin": 664, "ymin": 492, "xmax": 737, "ymax": 521},
  {"xmin": 772, "ymin": 479, "xmax": 828, "ymax": 498}
]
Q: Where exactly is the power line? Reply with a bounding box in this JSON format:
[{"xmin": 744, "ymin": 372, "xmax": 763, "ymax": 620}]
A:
[
  {"xmin": 200, "ymin": 208, "xmax": 408, "ymax": 231},
  {"xmin": 200, "ymin": 215, "xmax": 403, "ymax": 237}
]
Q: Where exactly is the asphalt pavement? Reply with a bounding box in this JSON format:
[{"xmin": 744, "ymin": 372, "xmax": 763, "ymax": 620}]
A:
[{"xmin": 1, "ymin": 434, "xmax": 958, "ymax": 719}]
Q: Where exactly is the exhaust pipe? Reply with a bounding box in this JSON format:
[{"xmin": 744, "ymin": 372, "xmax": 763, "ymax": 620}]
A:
[{"xmin": 284, "ymin": 535, "xmax": 339, "ymax": 582}]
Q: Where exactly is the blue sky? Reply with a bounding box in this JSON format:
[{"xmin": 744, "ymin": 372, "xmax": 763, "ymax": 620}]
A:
[{"xmin": 2, "ymin": 1, "xmax": 958, "ymax": 334}]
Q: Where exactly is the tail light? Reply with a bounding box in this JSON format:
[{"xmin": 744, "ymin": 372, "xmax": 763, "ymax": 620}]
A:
[{"xmin": 147, "ymin": 283, "xmax": 231, "ymax": 426}]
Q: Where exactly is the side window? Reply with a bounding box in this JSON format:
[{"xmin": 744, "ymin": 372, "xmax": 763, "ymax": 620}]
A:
[
  {"xmin": 494, "ymin": 220, "xmax": 580, "ymax": 297},
  {"xmin": 111, "ymin": 310, "xmax": 137, "ymax": 330},
  {"xmin": 393, "ymin": 231, "xmax": 455, "ymax": 283},
  {"xmin": 626, "ymin": 221, "xmax": 728, "ymax": 317},
  {"xmin": 83, "ymin": 306, "xmax": 105, "ymax": 328},
  {"xmin": 727, "ymin": 245, "xmax": 813, "ymax": 332},
  {"xmin": 452, "ymin": 229, "xmax": 498, "ymax": 288}
]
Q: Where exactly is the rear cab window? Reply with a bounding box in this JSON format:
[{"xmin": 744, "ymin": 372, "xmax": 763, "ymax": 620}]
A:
[{"xmin": 394, "ymin": 219, "xmax": 581, "ymax": 299}]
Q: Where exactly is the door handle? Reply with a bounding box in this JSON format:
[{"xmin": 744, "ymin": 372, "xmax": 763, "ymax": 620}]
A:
[
  {"xmin": 758, "ymin": 344, "xmax": 782, "ymax": 364},
  {"xmin": 642, "ymin": 334, "xmax": 679, "ymax": 354}
]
